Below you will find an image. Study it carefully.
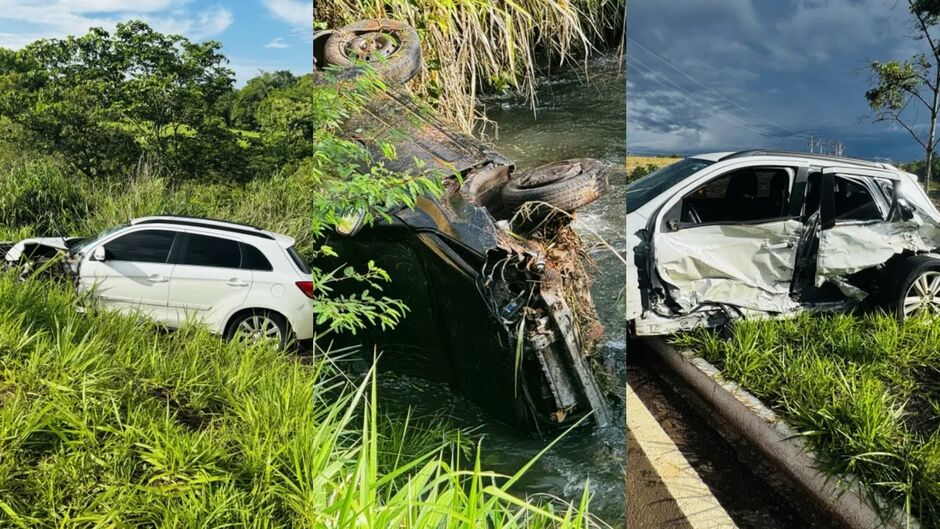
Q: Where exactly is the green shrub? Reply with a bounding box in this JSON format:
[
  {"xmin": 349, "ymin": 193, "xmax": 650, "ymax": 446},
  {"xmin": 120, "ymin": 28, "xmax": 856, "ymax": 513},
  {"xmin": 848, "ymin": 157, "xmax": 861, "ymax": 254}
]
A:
[{"xmin": 0, "ymin": 159, "xmax": 88, "ymax": 234}]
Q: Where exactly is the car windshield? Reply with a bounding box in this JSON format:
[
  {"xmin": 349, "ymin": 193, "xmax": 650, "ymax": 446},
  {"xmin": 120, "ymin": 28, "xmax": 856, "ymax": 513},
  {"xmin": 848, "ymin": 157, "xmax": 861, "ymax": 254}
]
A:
[
  {"xmin": 626, "ymin": 158, "xmax": 714, "ymax": 213},
  {"xmin": 70, "ymin": 223, "xmax": 129, "ymax": 253}
]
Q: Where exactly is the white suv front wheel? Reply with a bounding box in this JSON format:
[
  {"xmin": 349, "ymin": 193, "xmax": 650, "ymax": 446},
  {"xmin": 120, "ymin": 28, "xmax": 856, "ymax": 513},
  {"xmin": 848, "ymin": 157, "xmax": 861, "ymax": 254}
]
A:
[{"xmin": 227, "ymin": 310, "xmax": 290, "ymax": 349}]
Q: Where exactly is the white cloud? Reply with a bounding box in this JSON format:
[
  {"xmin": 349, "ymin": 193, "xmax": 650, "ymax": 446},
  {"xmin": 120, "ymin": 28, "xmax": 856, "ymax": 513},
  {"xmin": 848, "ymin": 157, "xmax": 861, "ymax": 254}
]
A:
[
  {"xmin": 0, "ymin": 1, "xmax": 233, "ymax": 49},
  {"xmin": 262, "ymin": 0, "xmax": 310, "ymax": 30},
  {"xmin": 265, "ymin": 37, "xmax": 289, "ymax": 49}
]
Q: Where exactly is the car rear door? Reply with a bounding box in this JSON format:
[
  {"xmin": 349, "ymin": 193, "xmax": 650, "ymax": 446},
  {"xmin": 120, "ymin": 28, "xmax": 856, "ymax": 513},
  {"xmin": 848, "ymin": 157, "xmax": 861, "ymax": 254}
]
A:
[
  {"xmin": 651, "ymin": 162, "xmax": 809, "ymax": 313},
  {"xmin": 166, "ymin": 231, "xmax": 252, "ymax": 330},
  {"xmin": 811, "ymin": 166, "xmax": 900, "ymax": 282},
  {"xmin": 79, "ymin": 229, "xmax": 179, "ymax": 320}
]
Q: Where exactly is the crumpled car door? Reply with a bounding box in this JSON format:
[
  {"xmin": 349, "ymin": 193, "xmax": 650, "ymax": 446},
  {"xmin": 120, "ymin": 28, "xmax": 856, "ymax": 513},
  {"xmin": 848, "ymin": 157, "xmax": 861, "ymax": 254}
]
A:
[
  {"xmin": 654, "ymin": 220, "xmax": 804, "ymax": 313},
  {"xmin": 814, "ymin": 167, "xmax": 926, "ymax": 281},
  {"xmin": 651, "ymin": 164, "xmax": 809, "ymax": 314}
]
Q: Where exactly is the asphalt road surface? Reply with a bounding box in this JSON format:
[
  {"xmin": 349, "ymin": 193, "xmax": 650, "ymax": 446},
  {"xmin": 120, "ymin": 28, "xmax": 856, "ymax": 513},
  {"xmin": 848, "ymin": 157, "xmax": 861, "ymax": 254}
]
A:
[{"xmin": 626, "ymin": 340, "xmax": 847, "ymax": 529}]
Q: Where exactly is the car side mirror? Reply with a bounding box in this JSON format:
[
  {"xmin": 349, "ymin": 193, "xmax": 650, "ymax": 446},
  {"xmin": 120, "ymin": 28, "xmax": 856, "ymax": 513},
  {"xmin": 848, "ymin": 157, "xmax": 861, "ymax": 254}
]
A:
[
  {"xmin": 91, "ymin": 246, "xmax": 107, "ymax": 262},
  {"xmin": 335, "ymin": 210, "xmax": 366, "ymax": 237},
  {"xmin": 897, "ymin": 199, "xmax": 915, "ymax": 221}
]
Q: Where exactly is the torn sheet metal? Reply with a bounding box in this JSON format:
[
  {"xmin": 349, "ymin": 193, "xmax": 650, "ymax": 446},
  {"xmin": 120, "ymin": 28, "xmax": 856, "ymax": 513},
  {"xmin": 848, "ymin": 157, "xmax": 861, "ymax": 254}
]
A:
[
  {"xmin": 654, "ymin": 220, "xmax": 804, "ymax": 313},
  {"xmin": 817, "ymin": 215, "xmax": 940, "ymax": 279}
]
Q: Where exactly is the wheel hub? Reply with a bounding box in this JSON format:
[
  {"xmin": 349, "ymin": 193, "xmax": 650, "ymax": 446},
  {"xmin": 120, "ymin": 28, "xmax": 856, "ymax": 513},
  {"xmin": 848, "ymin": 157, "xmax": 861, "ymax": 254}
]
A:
[
  {"xmin": 236, "ymin": 315, "xmax": 281, "ymax": 344},
  {"xmin": 903, "ymin": 271, "xmax": 940, "ymax": 317},
  {"xmin": 345, "ymin": 32, "xmax": 399, "ymax": 61}
]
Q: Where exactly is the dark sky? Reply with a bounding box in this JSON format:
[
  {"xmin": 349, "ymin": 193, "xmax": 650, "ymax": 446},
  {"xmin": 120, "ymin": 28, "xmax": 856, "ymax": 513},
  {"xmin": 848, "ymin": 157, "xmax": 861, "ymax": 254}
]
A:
[{"xmin": 627, "ymin": 0, "xmax": 933, "ymax": 162}]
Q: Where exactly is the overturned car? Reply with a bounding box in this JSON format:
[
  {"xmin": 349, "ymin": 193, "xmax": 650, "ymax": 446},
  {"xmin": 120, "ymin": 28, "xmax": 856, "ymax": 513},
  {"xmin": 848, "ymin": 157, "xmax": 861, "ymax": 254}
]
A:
[
  {"xmin": 315, "ymin": 19, "xmax": 612, "ymax": 430},
  {"xmin": 627, "ymin": 150, "xmax": 940, "ymax": 336}
]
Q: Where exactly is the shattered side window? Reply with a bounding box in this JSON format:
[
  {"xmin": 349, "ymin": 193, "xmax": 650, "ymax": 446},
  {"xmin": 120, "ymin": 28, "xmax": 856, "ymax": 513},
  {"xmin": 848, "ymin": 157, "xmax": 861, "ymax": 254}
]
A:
[
  {"xmin": 626, "ymin": 158, "xmax": 713, "ymax": 213},
  {"xmin": 679, "ymin": 167, "xmax": 794, "ymax": 224},
  {"xmin": 833, "ymin": 177, "xmax": 883, "ymax": 222}
]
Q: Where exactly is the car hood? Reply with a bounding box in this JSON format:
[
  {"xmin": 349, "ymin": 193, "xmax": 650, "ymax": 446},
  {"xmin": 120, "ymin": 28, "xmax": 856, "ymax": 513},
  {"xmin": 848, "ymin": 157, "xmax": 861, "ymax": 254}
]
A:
[{"xmin": 4, "ymin": 237, "xmax": 73, "ymax": 261}]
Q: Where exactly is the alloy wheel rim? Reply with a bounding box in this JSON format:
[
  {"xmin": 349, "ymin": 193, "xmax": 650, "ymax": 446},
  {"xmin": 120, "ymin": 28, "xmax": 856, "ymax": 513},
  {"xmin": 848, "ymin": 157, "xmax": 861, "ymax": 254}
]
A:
[
  {"xmin": 235, "ymin": 315, "xmax": 281, "ymax": 344},
  {"xmin": 903, "ymin": 271, "xmax": 940, "ymax": 317}
]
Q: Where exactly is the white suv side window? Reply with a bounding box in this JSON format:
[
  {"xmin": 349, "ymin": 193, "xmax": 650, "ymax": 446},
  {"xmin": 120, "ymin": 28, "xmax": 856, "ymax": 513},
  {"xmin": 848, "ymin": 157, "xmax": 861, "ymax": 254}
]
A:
[
  {"xmin": 104, "ymin": 230, "xmax": 176, "ymax": 263},
  {"xmin": 178, "ymin": 233, "xmax": 240, "ymax": 268}
]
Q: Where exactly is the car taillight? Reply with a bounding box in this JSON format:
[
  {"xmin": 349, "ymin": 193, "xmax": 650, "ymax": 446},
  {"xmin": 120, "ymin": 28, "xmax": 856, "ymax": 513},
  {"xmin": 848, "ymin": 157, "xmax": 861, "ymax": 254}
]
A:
[{"xmin": 295, "ymin": 281, "xmax": 315, "ymax": 299}]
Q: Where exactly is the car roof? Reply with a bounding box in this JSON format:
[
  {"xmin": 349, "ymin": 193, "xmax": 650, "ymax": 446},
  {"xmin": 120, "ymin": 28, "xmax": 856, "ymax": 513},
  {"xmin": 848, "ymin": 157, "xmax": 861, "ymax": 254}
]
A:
[
  {"xmin": 695, "ymin": 149, "xmax": 898, "ymax": 170},
  {"xmin": 130, "ymin": 216, "xmax": 294, "ymax": 247}
]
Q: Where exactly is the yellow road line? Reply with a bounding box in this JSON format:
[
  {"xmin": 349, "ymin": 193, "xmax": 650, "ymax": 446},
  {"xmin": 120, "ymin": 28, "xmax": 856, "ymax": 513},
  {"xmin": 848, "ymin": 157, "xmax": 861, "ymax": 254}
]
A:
[{"xmin": 627, "ymin": 383, "xmax": 738, "ymax": 529}]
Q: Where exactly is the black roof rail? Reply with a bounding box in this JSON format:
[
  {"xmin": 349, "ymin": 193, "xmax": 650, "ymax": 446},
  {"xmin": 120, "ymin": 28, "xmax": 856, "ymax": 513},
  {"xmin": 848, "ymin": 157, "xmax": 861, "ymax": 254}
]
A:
[
  {"xmin": 719, "ymin": 149, "xmax": 884, "ymax": 168},
  {"xmin": 133, "ymin": 216, "xmax": 275, "ymax": 240}
]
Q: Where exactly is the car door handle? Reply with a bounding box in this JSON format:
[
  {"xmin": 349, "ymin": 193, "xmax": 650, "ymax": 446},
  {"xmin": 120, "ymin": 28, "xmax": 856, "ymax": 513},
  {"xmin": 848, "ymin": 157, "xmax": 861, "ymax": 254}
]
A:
[
  {"xmin": 761, "ymin": 241, "xmax": 794, "ymax": 251},
  {"xmin": 147, "ymin": 274, "xmax": 168, "ymax": 283},
  {"xmin": 226, "ymin": 279, "xmax": 249, "ymax": 287}
]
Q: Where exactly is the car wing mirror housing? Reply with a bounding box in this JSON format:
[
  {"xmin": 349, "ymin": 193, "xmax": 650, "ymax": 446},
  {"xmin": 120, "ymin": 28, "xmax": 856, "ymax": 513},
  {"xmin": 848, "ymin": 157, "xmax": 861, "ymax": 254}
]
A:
[
  {"xmin": 335, "ymin": 210, "xmax": 367, "ymax": 237},
  {"xmin": 897, "ymin": 199, "xmax": 916, "ymax": 221},
  {"xmin": 91, "ymin": 246, "xmax": 107, "ymax": 262}
]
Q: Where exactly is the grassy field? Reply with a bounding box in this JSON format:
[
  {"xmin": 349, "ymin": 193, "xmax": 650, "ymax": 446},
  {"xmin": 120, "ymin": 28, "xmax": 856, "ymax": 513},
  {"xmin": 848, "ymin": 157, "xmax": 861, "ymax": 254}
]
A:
[
  {"xmin": 673, "ymin": 312, "xmax": 940, "ymax": 527},
  {"xmin": 0, "ymin": 270, "xmax": 598, "ymax": 527},
  {"xmin": 626, "ymin": 156, "xmax": 680, "ymax": 173}
]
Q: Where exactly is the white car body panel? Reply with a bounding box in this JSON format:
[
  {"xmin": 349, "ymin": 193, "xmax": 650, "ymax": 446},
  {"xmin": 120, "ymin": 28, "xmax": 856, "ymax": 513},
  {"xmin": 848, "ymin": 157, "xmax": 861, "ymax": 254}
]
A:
[
  {"xmin": 627, "ymin": 152, "xmax": 940, "ymax": 336},
  {"xmin": 4, "ymin": 217, "xmax": 314, "ymax": 342}
]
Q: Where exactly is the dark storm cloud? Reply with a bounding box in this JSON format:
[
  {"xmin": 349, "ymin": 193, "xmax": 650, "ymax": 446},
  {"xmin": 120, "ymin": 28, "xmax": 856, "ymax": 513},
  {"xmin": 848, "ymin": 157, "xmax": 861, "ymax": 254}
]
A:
[{"xmin": 627, "ymin": 0, "xmax": 928, "ymax": 161}]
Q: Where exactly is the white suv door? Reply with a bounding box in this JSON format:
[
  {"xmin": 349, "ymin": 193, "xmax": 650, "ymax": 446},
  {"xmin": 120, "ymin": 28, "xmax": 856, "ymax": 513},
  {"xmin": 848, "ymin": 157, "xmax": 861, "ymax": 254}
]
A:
[
  {"xmin": 166, "ymin": 231, "xmax": 253, "ymax": 330},
  {"xmin": 652, "ymin": 164, "xmax": 807, "ymax": 313},
  {"xmin": 79, "ymin": 229, "xmax": 179, "ymax": 320}
]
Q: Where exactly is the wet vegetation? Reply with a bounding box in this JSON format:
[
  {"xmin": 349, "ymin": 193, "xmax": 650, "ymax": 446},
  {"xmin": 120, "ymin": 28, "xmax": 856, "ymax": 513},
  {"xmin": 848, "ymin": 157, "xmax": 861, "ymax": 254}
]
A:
[
  {"xmin": 674, "ymin": 312, "xmax": 940, "ymax": 527},
  {"xmin": 316, "ymin": 0, "xmax": 624, "ymax": 132}
]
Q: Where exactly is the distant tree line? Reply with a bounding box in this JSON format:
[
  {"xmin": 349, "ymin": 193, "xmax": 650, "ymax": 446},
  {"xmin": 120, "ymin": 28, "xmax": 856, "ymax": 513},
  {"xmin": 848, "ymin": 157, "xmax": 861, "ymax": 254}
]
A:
[{"xmin": 0, "ymin": 21, "xmax": 311, "ymax": 181}]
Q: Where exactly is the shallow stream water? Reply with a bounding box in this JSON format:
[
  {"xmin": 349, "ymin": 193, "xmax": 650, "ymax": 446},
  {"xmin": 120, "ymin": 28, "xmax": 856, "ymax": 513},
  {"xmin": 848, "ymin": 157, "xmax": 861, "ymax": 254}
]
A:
[{"xmin": 379, "ymin": 53, "xmax": 626, "ymax": 525}]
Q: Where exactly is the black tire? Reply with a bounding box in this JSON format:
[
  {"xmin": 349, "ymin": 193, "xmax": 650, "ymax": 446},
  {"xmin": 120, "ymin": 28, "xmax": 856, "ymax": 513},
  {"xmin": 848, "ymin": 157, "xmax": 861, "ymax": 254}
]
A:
[
  {"xmin": 226, "ymin": 310, "xmax": 291, "ymax": 350},
  {"xmin": 881, "ymin": 254, "xmax": 940, "ymax": 321},
  {"xmin": 323, "ymin": 19, "xmax": 422, "ymax": 83},
  {"xmin": 501, "ymin": 158, "xmax": 606, "ymax": 215}
]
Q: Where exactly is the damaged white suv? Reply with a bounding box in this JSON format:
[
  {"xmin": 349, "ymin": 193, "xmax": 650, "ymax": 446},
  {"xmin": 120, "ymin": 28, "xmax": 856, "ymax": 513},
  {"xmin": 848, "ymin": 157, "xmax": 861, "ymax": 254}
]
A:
[
  {"xmin": 627, "ymin": 150, "xmax": 940, "ymax": 335},
  {"xmin": 4, "ymin": 216, "xmax": 315, "ymax": 348}
]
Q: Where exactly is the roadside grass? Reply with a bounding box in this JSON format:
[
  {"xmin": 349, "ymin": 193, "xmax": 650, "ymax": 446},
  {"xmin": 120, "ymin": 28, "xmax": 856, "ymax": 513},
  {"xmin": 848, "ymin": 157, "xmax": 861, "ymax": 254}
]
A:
[
  {"xmin": 673, "ymin": 312, "xmax": 940, "ymax": 526},
  {"xmin": 0, "ymin": 270, "xmax": 600, "ymax": 527},
  {"xmin": 320, "ymin": 0, "xmax": 623, "ymax": 133}
]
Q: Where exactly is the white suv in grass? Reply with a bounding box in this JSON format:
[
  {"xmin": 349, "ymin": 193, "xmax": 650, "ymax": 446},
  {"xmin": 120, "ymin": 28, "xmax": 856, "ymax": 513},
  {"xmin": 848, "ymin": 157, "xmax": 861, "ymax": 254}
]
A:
[{"xmin": 5, "ymin": 216, "xmax": 314, "ymax": 348}]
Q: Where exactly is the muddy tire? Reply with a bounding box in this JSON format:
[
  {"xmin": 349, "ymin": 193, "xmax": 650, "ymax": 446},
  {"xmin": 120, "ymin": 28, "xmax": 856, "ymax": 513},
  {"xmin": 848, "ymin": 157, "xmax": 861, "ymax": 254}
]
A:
[
  {"xmin": 226, "ymin": 310, "xmax": 291, "ymax": 350},
  {"xmin": 323, "ymin": 19, "xmax": 422, "ymax": 83},
  {"xmin": 502, "ymin": 158, "xmax": 606, "ymax": 217},
  {"xmin": 882, "ymin": 254, "xmax": 940, "ymax": 321}
]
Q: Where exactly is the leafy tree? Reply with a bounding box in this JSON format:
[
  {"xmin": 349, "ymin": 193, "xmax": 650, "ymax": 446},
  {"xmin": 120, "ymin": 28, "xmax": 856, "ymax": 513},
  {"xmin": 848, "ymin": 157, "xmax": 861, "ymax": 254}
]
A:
[
  {"xmin": 866, "ymin": 0, "xmax": 940, "ymax": 189},
  {"xmin": 251, "ymin": 74, "xmax": 312, "ymax": 175},
  {"xmin": 232, "ymin": 70, "xmax": 297, "ymax": 130},
  {"xmin": 0, "ymin": 21, "xmax": 241, "ymax": 179}
]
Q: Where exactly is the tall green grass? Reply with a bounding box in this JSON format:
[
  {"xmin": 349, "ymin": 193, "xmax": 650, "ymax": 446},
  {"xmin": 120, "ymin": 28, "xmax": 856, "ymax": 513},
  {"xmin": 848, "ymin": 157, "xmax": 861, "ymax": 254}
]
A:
[
  {"xmin": 318, "ymin": 0, "xmax": 623, "ymax": 132},
  {"xmin": 0, "ymin": 270, "xmax": 599, "ymax": 527},
  {"xmin": 674, "ymin": 312, "xmax": 940, "ymax": 526},
  {"xmin": 0, "ymin": 156, "xmax": 314, "ymax": 258}
]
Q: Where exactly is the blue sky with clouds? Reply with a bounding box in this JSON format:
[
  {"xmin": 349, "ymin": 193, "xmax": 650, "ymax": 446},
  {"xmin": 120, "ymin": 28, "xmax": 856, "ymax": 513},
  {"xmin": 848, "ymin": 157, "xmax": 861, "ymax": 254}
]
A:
[
  {"xmin": 628, "ymin": 0, "xmax": 936, "ymax": 162},
  {"xmin": 0, "ymin": 1, "xmax": 311, "ymax": 85}
]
